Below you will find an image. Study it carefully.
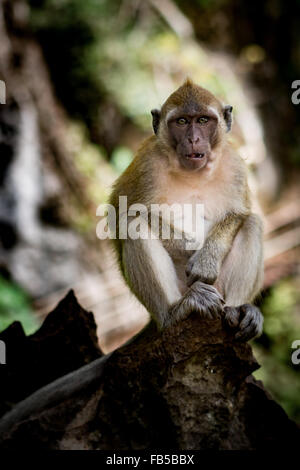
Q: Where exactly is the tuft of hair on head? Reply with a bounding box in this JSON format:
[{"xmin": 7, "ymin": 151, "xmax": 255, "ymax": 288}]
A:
[{"xmin": 182, "ymin": 77, "xmax": 194, "ymax": 87}]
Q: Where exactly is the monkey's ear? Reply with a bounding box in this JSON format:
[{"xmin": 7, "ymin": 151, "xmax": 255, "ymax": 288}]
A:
[
  {"xmin": 223, "ymin": 105, "xmax": 233, "ymax": 132},
  {"xmin": 151, "ymin": 109, "xmax": 161, "ymax": 135}
]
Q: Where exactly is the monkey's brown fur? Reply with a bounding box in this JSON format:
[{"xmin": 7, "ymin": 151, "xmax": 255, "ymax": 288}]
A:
[{"xmin": 109, "ymin": 79, "xmax": 264, "ymax": 340}]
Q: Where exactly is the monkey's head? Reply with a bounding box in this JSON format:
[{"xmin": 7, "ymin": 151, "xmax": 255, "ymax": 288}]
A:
[{"xmin": 151, "ymin": 79, "xmax": 233, "ymax": 171}]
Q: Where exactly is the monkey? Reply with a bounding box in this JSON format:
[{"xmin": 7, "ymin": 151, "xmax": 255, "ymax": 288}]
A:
[{"xmin": 109, "ymin": 78, "xmax": 264, "ymax": 342}]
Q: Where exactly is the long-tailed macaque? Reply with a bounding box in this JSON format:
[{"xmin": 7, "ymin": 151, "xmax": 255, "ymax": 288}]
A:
[{"xmin": 109, "ymin": 79, "xmax": 264, "ymax": 341}]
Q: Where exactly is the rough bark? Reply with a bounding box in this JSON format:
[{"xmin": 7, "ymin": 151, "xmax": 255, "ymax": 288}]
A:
[
  {"xmin": 0, "ymin": 290, "xmax": 102, "ymax": 418},
  {"xmin": 0, "ymin": 290, "xmax": 299, "ymax": 450}
]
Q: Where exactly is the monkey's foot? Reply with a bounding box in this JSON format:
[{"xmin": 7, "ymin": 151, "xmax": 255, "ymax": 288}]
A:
[
  {"xmin": 165, "ymin": 281, "xmax": 225, "ymax": 328},
  {"xmin": 223, "ymin": 304, "xmax": 263, "ymax": 342}
]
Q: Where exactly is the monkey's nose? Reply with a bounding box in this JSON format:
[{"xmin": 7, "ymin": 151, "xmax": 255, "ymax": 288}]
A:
[{"xmin": 188, "ymin": 137, "xmax": 200, "ymax": 144}]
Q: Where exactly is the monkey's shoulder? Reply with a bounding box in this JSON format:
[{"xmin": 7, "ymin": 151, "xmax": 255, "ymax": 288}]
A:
[{"xmin": 110, "ymin": 136, "xmax": 163, "ymax": 208}]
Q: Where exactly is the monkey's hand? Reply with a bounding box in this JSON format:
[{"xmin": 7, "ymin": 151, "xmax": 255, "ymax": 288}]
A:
[
  {"xmin": 185, "ymin": 249, "xmax": 221, "ymax": 287},
  {"xmin": 164, "ymin": 280, "xmax": 225, "ymax": 328},
  {"xmin": 223, "ymin": 304, "xmax": 263, "ymax": 342}
]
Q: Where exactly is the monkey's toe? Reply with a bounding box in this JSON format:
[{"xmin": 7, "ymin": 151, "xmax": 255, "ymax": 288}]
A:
[
  {"xmin": 224, "ymin": 306, "xmax": 240, "ymax": 327},
  {"xmin": 167, "ymin": 281, "xmax": 224, "ymax": 327},
  {"xmin": 224, "ymin": 304, "xmax": 263, "ymax": 342},
  {"xmin": 189, "ymin": 281, "xmax": 225, "ymax": 319}
]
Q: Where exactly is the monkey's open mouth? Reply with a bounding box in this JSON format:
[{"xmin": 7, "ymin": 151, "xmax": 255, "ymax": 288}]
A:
[{"xmin": 185, "ymin": 153, "xmax": 205, "ymax": 159}]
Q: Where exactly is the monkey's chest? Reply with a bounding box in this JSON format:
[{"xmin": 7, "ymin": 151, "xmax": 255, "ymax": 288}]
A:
[
  {"xmin": 155, "ymin": 185, "xmax": 221, "ymax": 258},
  {"xmin": 155, "ymin": 192, "xmax": 217, "ymax": 291},
  {"xmin": 157, "ymin": 204, "xmax": 213, "ymax": 256}
]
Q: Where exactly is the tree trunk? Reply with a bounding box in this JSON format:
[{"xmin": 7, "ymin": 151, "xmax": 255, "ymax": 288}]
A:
[{"xmin": 0, "ymin": 290, "xmax": 299, "ymax": 450}]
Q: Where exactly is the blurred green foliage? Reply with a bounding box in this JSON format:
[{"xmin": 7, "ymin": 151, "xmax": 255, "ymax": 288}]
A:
[
  {"xmin": 29, "ymin": 0, "xmax": 120, "ymax": 125},
  {"xmin": 254, "ymin": 280, "xmax": 300, "ymax": 422},
  {"xmin": 111, "ymin": 146, "xmax": 134, "ymax": 173},
  {"xmin": 28, "ymin": 0, "xmax": 240, "ymax": 138},
  {"xmin": 0, "ymin": 276, "xmax": 39, "ymax": 334},
  {"xmin": 65, "ymin": 122, "xmax": 117, "ymax": 231}
]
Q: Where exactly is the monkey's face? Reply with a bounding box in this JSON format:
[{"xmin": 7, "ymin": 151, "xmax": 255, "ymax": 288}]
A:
[
  {"xmin": 167, "ymin": 108, "xmax": 220, "ymax": 171},
  {"xmin": 152, "ymin": 81, "xmax": 233, "ymax": 172}
]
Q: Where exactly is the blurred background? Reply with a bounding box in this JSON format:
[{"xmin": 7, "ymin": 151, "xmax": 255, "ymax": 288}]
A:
[{"xmin": 0, "ymin": 0, "xmax": 299, "ymax": 422}]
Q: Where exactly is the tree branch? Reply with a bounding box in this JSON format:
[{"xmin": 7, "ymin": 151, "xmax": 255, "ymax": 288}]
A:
[{"xmin": 0, "ymin": 291, "xmax": 299, "ymax": 450}]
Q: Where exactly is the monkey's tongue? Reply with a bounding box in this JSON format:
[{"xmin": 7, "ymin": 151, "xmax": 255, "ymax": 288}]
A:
[{"xmin": 186, "ymin": 153, "xmax": 204, "ymax": 159}]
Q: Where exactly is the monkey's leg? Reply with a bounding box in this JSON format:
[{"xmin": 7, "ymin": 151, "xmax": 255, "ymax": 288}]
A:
[
  {"xmin": 215, "ymin": 214, "xmax": 264, "ymax": 341},
  {"xmin": 122, "ymin": 238, "xmax": 224, "ymax": 329},
  {"xmin": 122, "ymin": 237, "xmax": 181, "ymax": 328}
]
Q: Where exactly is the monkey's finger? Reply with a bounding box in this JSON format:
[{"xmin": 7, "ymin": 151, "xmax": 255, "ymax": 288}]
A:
[
  {"xmin": 239, "ymin": 306, "xmax": 262, "ymax": 330},
  {"xmin": 197, "ymin": 296, "xmax": 224, "ymax": 319},
  {"xmin": 196, "ymin": 287, "xmax": 225, "ymax": 304},
  {"xmin": 188, "ymin": 281, "xmax": 225, "ymax": 319},
  {"xmin": 238, "ymin": 313, "xmax": 253, "ymax": 330},
  {"xmin": 209, "ymin": 297, "xmax": 225, "ymax": 318},
  {"xmin": 224, "ymin": 306, "xmax": 240, "ymax": 328},
  {"xmin": 207, "ymin": 305, "xmax": 222, "ymax": 319},
  {"xmin": 235, "ymin": 314, "xmax": 263, "ymax": 342},
  {"xmin": 198, "ymin": 293, "xmax": 223, "ymax": 310},
  {"xmin": 235, "ymin": 321, "xmax": 261, "ymax": 342},
  {"xmin": 192, "ymin": 281, "xmax": 225, "ymax": 300}
]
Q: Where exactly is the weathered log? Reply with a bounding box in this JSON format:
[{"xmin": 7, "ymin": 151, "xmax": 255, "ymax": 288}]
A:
[
  {"xmin": 0, "ymin": 290, "xmax": 299, "ymax": 450},
  {"xmin": 0, "ymin": 290, "xmax": 102, "ymax": 418}
]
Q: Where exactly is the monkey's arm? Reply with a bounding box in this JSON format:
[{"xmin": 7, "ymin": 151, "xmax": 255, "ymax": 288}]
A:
[
  {"xmin": 187, "ymin": 213, "xmax": 264, "ymax": 341},
  {"xmin": 186, "ymin": 213, "xmax": 244, "ymax": 287},
  {"xmin": 215, "ymin": 213, "xmax": 264, "ymax": 341}
]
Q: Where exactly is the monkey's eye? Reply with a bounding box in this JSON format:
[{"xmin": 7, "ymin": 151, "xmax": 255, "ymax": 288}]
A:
[
  {"xmin": 198, "ymin": 116, "xmax": 209, "ymax": 124},
  {"xmin": 176, "ymin": 117, "xmax": 188, "ymax": 125}
]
